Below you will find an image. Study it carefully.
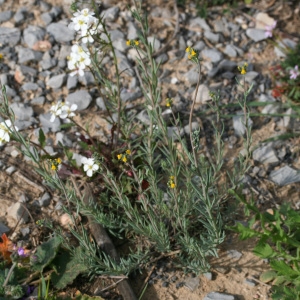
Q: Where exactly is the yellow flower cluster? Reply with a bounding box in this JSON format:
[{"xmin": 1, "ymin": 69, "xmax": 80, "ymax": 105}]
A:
[
  {"xmin": 117, "ymin": 149, "xmax": 131, "ymax": 163},
  {"xmin": 50, "ymin": 158, "xmax": 62, "ymax": 170},
  {"xmin": 126, "ymin": 40, "xmax": 139, "ymax": 47},
  {"xmin": 185, "ymin": 46, "xmax": 197, "ymax": 60},
  {"xmin": 168, "ymin": 176, "xmax": 176, "ymax": 189},
  {"xmin": 166, "ymin": 98, "xmax": 173, "ymax": 107},
  {"xmin": 0, "ymin": 53, "xmax": 3, "ymax": 60},
  {"xmin": 238, "ymin": 62, "xmax": 248, "ymax": 75}
]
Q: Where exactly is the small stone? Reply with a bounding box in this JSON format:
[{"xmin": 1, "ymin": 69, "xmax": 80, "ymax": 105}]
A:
[
  {"xmin": 47, "ymin": 22, "xmax": 75, "ymax": 43},
  {"xmin": 214, "ymin": 267, "xmax": 229, "ymax": 274},
  {"xmin": 20, "ymin": 227, "xmax": 30, "ymax": 237},
  {"xmin": 204, "ymin": 30, "xmax": 220, "ymax": 43},
  {"xmin": 185, "ymin": 68, "xmax": 200, "ymax": 85},
  {"xmin": 16, "ymin": 46, "xmax": 43, "ymax": 64},
  {"xmin": 96, "ymin": 97, "xmax": 107, "ymax": 111},
  {"xmin": 224, "ymin": 44, "xmax": 237, "ymax": 57},
  {"xmin": 167, "ymin": 126, "xmax": 184, "ymax": 140},
  {"xmin": 0, "ymin": 223, "xmax": 9, "ymax": 235},
  {"xmin": 31, "ymin": 96, "xmax": 45, "ymax": 105},
  {"xmin": 232, "ymin": 112, "xmax": 253, "ymax": 137},
  {"xmin": 244, "ymin": 71, "xmax": 259, "ymax": 83},
  {"xmin": 202, "ymin": 48, "xmax": 223, "ymax": 64},
  {"xmin": 39, "ymin": 113, "xmax": 61, "ymax": 132},
  {"xmin": 127, "ymin": 21, "xmax": 138, "ymax": 40},
  {"xmin": 67, "ymin": 75, "xmax": 78, "ymax": 90},
  {"xmin": 147, "ymin": 37, "xmax": 161, "ymax": 52},
  {"xmin": 193, "ymin": 84, "xmax": 210, "ymax": 104},
  {"xmin": 47, "ymin": 73, "xmax": 66, "ymax": 89},
  {"xmin": 10, "ymin": 103, "xmax": 34, "ymax": 121},
  {"xmin": 244, "ymin": 278, "xmax": 256, "ymax": 287},
  {"xmin": 190, "ymin": 17, "xmax": 210, "ymax": 31},
  {"xmin": 184, "ymin": 122, "xmax": 200, "ymax": 134},
  {"xmin": 203, "ymin": 272, "xmax": 213, "ymax": 280},
  {"xmin": 252, "ymin": 144, "xmax": 279, "ymax": 164},
  {"xmin": 120, "ymin": 89, "xmax": 142, "ymax": 102},
  {"xmin": 7, "ymin": 202, "xmax": 29, "ymax": 224},
  {"xmin": 102, "ymin": 6, "xmax": 120, "ymax": 21},
  {"xmin": 171, "ymin": 275, "xmax": 178, "ymax": 282},
  {"xmin": 246, "ymin": 28, "xmax": 266, "ymax": 42},
  {"xmin": 0, "ymin": 11, "xmax": 13, "ymax": 23},
  {"xmin": 227, "ymin": 249, "xmax": 242, "ymax": 259},
  {"xmin": 184, "ymin": 276, "xmax": 199, "ymax": 291},
  {"xmin": 22, "ymin": 82, "xmax": 39, "ymax": 91},
  {"xmin": 269, "ymin": 165, "xmax": 300, "ymax": 186},
  {"xmin": 65, "ymin": 90, "xmax": 92, "ymax": 111},
  {"xmin": 23, "ymin": 25, "xmax": 46, "ymax": 49},
  {"xmin": 162, "ymin": 281, "xmax": 169, "ymax": 287},
  {"xmin": 0, "ymin": 27, "xmax": 21, "ymax": 46},
  {"xmin": 176, "ymin": 282, "xmax": 184, "ymax": 289},
  {"xmin": 39, "ymin": 192, "xmax": 51, "ymax": 207},
  {"xmin": 5, "ymin": 166, "xmax": 17, "ymax": 175},
  {"xmin": 78, "ymin": 72, "xmax": 95, "ymax": 86},
  {"xmin": 255, "ymin": 12, "xmax": 275, "ymax": 30},
  {"xmin": 204, "ymin": 292, "xmax": 236, "ymax": 300}
]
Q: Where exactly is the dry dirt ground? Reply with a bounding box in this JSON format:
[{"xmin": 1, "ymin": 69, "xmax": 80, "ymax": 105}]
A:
[{"xmin": 1, "ymin": 0, "xmax": 300, "ymax": 300}]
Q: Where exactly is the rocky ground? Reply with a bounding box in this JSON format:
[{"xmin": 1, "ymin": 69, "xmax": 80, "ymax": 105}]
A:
[{"xmin": 0, "ymin": 0, "xmax": 300, "ymax": 299}]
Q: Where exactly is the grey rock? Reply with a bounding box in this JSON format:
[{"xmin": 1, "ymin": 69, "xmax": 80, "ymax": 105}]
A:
[
  {"xmin": 193, "ymin": 84, "xmax": 210, "ymax": 104},
  {"xmin": 66, "ymin": 90, "xmax": 92, "ymax": 111},
  {"xmin": 7, "ymin": 202, "xmax": 29, "ymax": 224},
  {"xmin": 127, "ymin": 22, "xmax": 138, "ymax": 40},
  {"xmin": 136, "ymin": 109, "xmax": 150, "ymax": 125},
  {"xmin": 227, "ymin": 249, "xmax": 242, "ymax": 259},
  {"xmin": 16, "ymin": 46, "xmax": 43, "ymax": 64},
  {"xmin": 49, "ymin": 6, "xmax": 62, "ymax": 18},
  {"xmin": 0, "ymin": 27, "xmax": 21, "ymax": 46},
  {"xmin": 103, "ymin": 6, "xmax": 120, "ymax": 21},
  {"xmin": 202, "ymin": 48, "xmax": 223, "ymax": 63},
  {"xmin": 47, "ymin": 22, "xmax": 75, "ymax": 43},
  {"xmin": 3, "ymin": 85, "xmax": 17, "ymax": 98},
  {"xmin": 204, "ymin": 30, "xmax": 220, "ymax": 43},
  {"xmin": 253, "ymin": 144, "xmax": 279, "ymax": 164},
  {"xmin": 118, "ymin": 58, "xmax": 134, "ymax": 76},
  {"xmin": 121, "ymin": 89, "xmax": 142, "ymax": 102},
  {"xmin": 219, "ymin": 59, "xmax": 237, "ymax": 71},
  {"xmin": 246, "ymin": 28, "xmax": 266, "ymax": 42},
  {"xmin": 96, "ymin": 97, "xmax": 107, "ymax": 111},
  {"xmin": 47, "ymin": 73, "xmax": 66, "ymax": 89},
  {"xmin": 55, "ymin": 132, "xmax": 73, "ymax": 147},
  {"xmin": 269, "ymin": 165, "xmax": 300, "ymax": 186},
  {"xmin": 184, "ymin": 122, "xmax": 200, "ymax": 134},
  {"xmin": 184, "ymin": 276, "xmax": 199, "ymax": 291},
  {"xmin": 221, "ymin": 71, "xmax": 235, "ymax": 80},
  {"xmin": 190, "ymin": 17, "xmax": 210, "ymax": 31},
  {"xmin": 39, "ymin": 113, "xmax": 61, "ymax": 132},
  {"xmin": 78, "ymin": 71, "xmax": 95, "ymax": 86},
  {"xmin": 41, "ymin": 12, "xmax": 53, "ymax": 25},
  {"xmin": 14, "ymin": 7, "xmax": 27, "ymax": 24},
  {"xmin": 244, "ymin": 71, "xmax": 259, "ymax": 83},
  {"xmin": 16, "ymin": 65, "xmax": 38, "ymax": 79},
  {"xmin": 40, "ymin": 0, "xmax": 51, "ymax": 12},
  {"xmin": 224, "ymin": 44, "xmax": 237, "ymax": 57},
  {"xmin": 203, "ymin": 272, "xmax": 213, "ymax": 280},
  {"xmin": 244, "ymin": 278, "xmax": 256, "ymax": 287},
  {"xmin": 107, "ymin": 29, "xmax": 124, "ymax": 41},
  {"xmin": 259, "ymin": 94, "xmax": 279, "ymax": 114},
  {"xmin": 67, "ymin": 75, "xmax": 78, "ymax": 90},
  {"xmin": 148, "ymin": 37, "xmax": 161, "ymax": 52},
  {"xmin": 23, "ymin": 25, "xmax": 46, "ymax": 48},
  {"xmin": 233, "ymin": 112, "xmax": 253, "ymax": 137},
  {"xmin": 194, "ymin": 41, "xmax": 206, "ymax": 51},
  {"xmin": 185, "ymin": 68, "xmax": 200, "ymax": 85},
  {"xmin": 156, "ymin": 53, "xmax": 168, "ymax": 64},
  {"xmin": 113, "ymin": 39, "xmax": 127, "ymax": 52},
  {"xmin": 20, "ymin": 227, "xmax": 30, "ymax": 237},
  {"xmin": 40, "ymin": 51, "xmax": 57, "ymax": 70},
  {"xmin": 0, "ymin": 10, "xmax": 13, "ymax": 23},
  {"xmin": 5, "ymin": 166, "xmax": 17, "ymax": 175},
  {"xmin": 21, "ymin": 82, "xmax": 39, "ymax": 91},
  {"xmin": 39, "ymin": 192, "xmax": 51, "ymax": 207},
  {"xmin": 31, "ymin": 96, "xmax": 45, "ymax": 105},
  {"xmin": 0, "ymin": 74, "xmax": 7, "ymax": 85},
  {"xmin": 167, "ymin": 126, "xmax": 184, "ymax": 140},
  {"xmin": 0, "ymin": 222, "xmax": 9, "ymax": 235},
  {"xmin": 10, "ymin": 103, "xmax": 34, "ymax": 121},
  {"xmin": 204, "ymin": 292, "xmax": 236, "ymax": 300}
]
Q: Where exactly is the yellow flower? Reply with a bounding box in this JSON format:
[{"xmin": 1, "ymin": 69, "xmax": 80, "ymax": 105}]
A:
[
  {"xmin": 166, "ymin": 98, "xmax": 173, "ymax": 107},
  {"xmin": 0, "ymin": 53, "xmax": 3, "ymax": 60},
  {"xmin": 241, "ymin": 68, "xmax": 246, "ymax": 75},
  {"xmin": 51, "ymin": 164, "xmax": 57, "ymax": 170},
  {"xmin": 56, "ymin": 158, "xmax": 62, "ymax": 164},
  {"xmin": 185, "ymin": 46, "xmax": 191, "ymax": 53},
  {"xmin": 238, "ymin": 62, "xmax": 248, "ymax": 75},
  {"xmin": 126, "ymin": 40, "xmax": 131, "ymax": 46},
  {"xmin": 191, "ymin": 49, "xmax": 196, "ymax": 57},
  {"xmin": 126, "ymin": 149, "xmax": 131, "ymax": 155},
  {"xmin": 117, "ymin": 154, "xmax": 122, "ymax": 160},
  {"xmin": 122, "ymin": 156, "xmax": 127, "ymax": 163},
  {"xmin": 170, "ymin": 176, "xmax": 175, "ymax": 181},
  {"xmin": 134, "ymin": 40, "xmax": 139, "ymax": 46},
  {"xmin": 170, "ymin": 182, "xmax": 176, "ymax": 189}
]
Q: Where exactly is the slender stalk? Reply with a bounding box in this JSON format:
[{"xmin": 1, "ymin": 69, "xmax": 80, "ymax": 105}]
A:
[{"xmin": 189, "ymin": 59, "xmax": 201, "ymax": 168}]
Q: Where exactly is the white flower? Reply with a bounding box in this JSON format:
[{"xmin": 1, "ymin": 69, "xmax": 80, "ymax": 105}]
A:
[
  {"xmin": 49, "ymin": 101, "xmax": 63, "ymax": 122},
  {"xmin": 68, "ymin": 44, "xmax": 91, "ymax": 76},
  {"xmin": 290, "ymin": 65, "xmax": 299, "ymax": 80},
  {"xmin": 72, "ymin": 15, "xmax": 88, "ymax": 32},
  {"xmin": 61, "ymin": 102, "xmax": 78, "ymax": 119},
  {"xmin": 81, "ymin": 157, "xmax": 99, "ymax": 177},
  {"xmin": 0, "ymin": 119, "xmax": 19, "ymax": 144}
]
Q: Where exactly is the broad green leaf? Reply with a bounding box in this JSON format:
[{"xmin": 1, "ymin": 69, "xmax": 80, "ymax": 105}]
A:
[
  {"xmin": 38, "ymin": 128, "xmax": 46, "ymax": 148},
  {"xmin": 260, "ymin": 270, "xmax": 277, "ymax": 283},
  {"xmin": 253, "ymin": 243, "xmax": 275, "ymax": 258},
  {"xmin": 270, "ymin": 260, "xmax": 299, "ymax": 277}
]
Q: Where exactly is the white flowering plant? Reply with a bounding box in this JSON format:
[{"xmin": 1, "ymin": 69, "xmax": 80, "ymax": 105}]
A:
[{"xmin": 0, "ymin": 0, "xmax": 255, "ymax": 298}]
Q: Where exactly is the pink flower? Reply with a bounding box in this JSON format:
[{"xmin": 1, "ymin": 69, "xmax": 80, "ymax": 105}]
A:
[
  {"xmin": 290, "ymin": 65, "xmax": 299, "ymax": 80},
  {"xmin": 265, "ymin": 21, "xmax": 277, "ymax": 38}
]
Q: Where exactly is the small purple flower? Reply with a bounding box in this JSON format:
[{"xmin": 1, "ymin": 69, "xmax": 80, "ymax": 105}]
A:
[
  {"xmin": 17, "ymin": 247, "xmax": 25, "ymax": 257},
  {"xmin": 265, "ymin": 21, "xmax": 277, "ymax": 38},
  {"xmin": 290, "ymin": 65, "xmax": 299, "ymax": 80}
]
